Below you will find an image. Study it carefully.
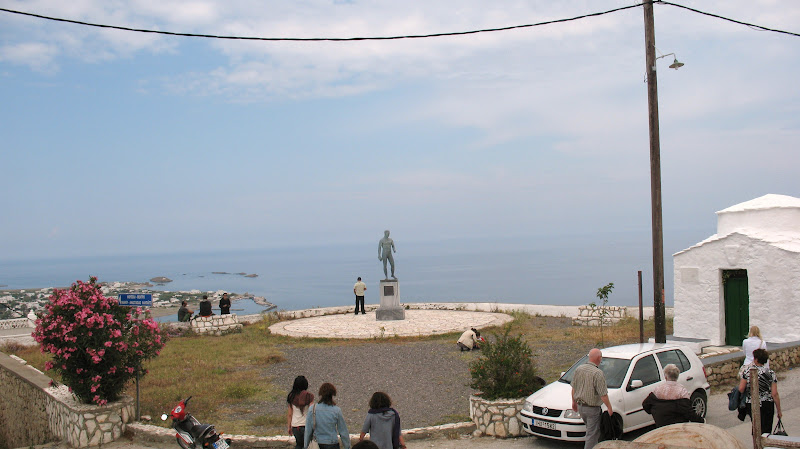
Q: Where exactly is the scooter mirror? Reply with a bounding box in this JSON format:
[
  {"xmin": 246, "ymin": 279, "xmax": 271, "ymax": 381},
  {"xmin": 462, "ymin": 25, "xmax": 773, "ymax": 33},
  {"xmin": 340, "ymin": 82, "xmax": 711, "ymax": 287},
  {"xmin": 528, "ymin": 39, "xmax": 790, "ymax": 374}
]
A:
[{"xmin": 161, "ymin": 414, "xmax": 168, "ymax": 421}]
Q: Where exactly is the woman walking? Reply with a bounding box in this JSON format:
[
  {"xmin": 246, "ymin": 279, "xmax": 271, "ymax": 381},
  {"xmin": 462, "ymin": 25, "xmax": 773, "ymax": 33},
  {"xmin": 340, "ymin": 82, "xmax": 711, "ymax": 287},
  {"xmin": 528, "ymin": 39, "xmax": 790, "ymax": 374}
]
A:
[
  {"xmin": 305, "ymin": 383, "xmax": 350, "ymax": 449},
  {"xmin": 359, "ymin": 392, "xmax": 406, "ymax": 449},
  {"xmin": 738, "ymin": 348, "xmax": 782, "ymax": 433},
  {"xmin": 287, "ymin": 376, "xmax": 314, "ymax": 449},
  {"xmin": 742, "ymin": 326, "xmax": 768, "ymax": 368}
]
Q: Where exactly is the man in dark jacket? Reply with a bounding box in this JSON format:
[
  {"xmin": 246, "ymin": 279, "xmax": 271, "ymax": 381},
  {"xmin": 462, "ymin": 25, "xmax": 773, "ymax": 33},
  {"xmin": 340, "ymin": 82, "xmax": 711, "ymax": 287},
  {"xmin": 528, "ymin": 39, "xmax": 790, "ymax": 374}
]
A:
[
  {"xmin": 198, "ymin": 295, "xmax": 213, "ymax": 317},
  {"xmin": 642, "ymin": 363, "xmax": 704, "ymax": 427}
]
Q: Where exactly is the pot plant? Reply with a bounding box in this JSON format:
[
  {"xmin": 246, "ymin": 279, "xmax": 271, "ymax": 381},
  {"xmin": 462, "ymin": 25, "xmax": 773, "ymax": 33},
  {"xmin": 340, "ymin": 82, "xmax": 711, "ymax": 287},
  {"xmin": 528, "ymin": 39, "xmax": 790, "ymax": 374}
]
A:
[{"xmin": 468, "ymin": 324, "xmax": 544, "ymax": 437}]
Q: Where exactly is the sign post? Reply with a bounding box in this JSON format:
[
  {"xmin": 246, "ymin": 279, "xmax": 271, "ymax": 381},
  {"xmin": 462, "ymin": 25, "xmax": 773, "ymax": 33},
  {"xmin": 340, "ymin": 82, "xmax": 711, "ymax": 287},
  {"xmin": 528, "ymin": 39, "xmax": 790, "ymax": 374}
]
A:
[
  {"xmin": 118, "ymin": 293, "xmax": 152, "ymax": 420},
  {"xmin": 118, "ymin": 293, "xmax": 153, "ymax": 307}
]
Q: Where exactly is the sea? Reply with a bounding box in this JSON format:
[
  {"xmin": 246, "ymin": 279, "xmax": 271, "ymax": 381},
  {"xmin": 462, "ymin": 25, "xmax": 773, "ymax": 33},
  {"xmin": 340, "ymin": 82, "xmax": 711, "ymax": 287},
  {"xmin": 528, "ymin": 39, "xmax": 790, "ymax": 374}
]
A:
[{"xmin": 0, "ymin": 230, "xmax": 709, "ymax": 311}]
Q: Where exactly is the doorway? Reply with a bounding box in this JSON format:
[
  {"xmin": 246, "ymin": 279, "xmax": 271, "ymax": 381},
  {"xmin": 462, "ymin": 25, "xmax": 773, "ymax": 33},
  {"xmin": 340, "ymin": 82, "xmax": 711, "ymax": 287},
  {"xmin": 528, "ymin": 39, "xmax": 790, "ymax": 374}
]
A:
[{"xmin": 723, "ymin": 269, "xmax": 749, "ymax": 345}]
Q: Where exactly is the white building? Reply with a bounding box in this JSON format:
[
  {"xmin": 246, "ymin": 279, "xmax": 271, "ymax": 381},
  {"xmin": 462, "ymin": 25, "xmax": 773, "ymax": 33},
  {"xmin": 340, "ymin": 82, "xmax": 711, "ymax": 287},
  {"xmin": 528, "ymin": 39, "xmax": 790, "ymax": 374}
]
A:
[{"xmin": 672, "ymin": 194, "xmax": 800, "ymax": 346}]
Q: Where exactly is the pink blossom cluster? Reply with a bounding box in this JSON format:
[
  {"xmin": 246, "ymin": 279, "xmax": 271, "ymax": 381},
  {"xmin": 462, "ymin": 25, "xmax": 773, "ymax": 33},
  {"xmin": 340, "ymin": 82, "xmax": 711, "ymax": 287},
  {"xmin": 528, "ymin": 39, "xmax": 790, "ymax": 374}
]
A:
[{"xmin": 32, "ymin": 277, "xmax": 166, "ymax": 406}]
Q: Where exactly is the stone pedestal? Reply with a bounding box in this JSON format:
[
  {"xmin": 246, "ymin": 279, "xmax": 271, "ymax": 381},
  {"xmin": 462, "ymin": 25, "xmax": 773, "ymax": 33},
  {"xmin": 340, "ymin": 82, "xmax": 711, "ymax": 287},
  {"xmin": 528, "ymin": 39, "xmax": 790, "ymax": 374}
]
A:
[{"xmin": 376, "ymin": 279, "xmax": 405, "ymax": 321}]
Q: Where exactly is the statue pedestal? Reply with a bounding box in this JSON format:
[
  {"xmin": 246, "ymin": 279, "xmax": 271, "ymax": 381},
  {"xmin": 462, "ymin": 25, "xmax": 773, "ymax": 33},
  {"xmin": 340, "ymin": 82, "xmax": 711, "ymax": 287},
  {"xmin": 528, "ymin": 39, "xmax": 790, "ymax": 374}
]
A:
[{"xmin": 376, "ymin": 279, "xmax": 405, "ymax": 321}]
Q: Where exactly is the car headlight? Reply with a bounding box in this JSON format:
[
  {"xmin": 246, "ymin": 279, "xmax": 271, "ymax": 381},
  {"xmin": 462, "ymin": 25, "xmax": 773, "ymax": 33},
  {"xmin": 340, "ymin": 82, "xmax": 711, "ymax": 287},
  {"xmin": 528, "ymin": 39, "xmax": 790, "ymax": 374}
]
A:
[
  {"xmin": 564, "ymin": 409, "xmax": 581, "ymax": 419},
  {"xmin": 522, "ymin": 401, "xmax": 533, "ymax": 412}
]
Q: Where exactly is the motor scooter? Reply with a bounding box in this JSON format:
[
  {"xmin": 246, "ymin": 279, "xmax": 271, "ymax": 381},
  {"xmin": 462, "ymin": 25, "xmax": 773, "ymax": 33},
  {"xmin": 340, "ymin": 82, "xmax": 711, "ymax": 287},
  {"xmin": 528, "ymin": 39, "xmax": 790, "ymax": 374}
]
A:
[{"xmin": 161, "ymin": 396, "xmax": 231, "ymax": 449}]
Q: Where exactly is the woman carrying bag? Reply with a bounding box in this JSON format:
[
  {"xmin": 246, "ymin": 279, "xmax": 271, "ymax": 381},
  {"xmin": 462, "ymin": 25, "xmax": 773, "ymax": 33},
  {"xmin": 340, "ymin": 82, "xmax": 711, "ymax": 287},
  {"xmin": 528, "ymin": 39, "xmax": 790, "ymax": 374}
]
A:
[
  {"xmin": 738, "ymin": 348, "xmax": 782, "ymax": 434},
  {"xmin": 305, "ymin": 383, "xmax": 350, "ymax": 449}
]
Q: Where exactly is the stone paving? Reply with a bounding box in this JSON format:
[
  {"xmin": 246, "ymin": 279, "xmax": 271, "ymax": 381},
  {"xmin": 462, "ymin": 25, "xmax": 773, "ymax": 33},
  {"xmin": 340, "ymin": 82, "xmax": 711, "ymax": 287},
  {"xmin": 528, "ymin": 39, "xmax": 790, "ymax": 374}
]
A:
[{"xmin": 268, "ymin": 309, "xmax": 514, "ymax": 338}]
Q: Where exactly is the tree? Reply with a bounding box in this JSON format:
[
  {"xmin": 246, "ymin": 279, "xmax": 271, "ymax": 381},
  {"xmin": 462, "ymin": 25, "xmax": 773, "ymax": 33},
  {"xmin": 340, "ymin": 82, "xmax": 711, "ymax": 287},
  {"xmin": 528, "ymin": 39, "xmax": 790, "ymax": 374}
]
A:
[{"xmin": 590, "ymin": 282, "xmax": 614, "ymax": 347}]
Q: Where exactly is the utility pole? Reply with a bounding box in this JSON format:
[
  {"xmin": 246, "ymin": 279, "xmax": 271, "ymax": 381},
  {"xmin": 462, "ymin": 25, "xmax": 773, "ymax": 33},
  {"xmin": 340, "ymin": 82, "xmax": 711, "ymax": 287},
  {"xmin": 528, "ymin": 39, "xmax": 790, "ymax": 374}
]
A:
[{"xmin": 643, "ymin": 0, "xmax": 667, "ymax": 343}]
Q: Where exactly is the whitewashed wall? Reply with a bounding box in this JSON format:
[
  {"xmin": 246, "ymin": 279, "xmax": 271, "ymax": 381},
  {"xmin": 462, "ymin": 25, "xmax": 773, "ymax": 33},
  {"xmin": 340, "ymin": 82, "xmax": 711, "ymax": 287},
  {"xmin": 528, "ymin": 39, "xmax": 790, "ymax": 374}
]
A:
[{"xmin": 673, "ymin": 232, "xmax": 800, "ymax": 345}]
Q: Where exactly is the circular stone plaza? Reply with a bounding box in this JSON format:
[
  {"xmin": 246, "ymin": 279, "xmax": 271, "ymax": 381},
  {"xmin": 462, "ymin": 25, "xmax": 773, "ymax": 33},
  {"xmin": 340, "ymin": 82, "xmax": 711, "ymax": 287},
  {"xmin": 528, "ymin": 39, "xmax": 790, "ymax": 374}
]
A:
[{"xmin": 268, "ymin": 308, "xmax": 514, "ymax": 339}]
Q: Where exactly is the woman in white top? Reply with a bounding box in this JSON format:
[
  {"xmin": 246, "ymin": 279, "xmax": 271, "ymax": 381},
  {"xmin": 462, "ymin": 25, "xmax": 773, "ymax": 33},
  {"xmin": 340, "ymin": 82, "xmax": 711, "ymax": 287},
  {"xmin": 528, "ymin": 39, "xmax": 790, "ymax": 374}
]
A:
[
  {"xmin": 742, "ymin": 326, "xmax": 767, "ymax": 368},
  {"xmin": 287, "ymin": 375, "xmax": 315, "ymax": 449}
]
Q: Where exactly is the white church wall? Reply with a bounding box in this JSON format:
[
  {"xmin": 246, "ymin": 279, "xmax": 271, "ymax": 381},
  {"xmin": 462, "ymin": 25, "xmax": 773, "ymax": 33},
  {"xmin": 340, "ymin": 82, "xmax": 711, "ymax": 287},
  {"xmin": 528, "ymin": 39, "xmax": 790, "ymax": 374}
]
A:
[
  {"xmin": 717, "ymin": 207, "xmax": 800, "ymax": 236},
  {"xmin": 674, "ymin": 233, "xmax": 800, "ymax": 345}
]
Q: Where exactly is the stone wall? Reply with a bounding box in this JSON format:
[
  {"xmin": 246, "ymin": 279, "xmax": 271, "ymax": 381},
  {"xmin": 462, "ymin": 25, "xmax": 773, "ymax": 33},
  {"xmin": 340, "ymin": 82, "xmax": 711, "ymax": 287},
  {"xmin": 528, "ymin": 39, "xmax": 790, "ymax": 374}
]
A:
[
  {"xmin": 703, "ymin": 343, "xmax": 800, "ymax": 387},
  {"xmin": 0, "ymin": 351, "xmax": 55, "ymax": 449},
  {"xmin": 469, "ymin": 395, "xmax": 526, "ymax": 438},
  {"xmin": 0, "ymin": 351, "xmax": 134, "ymax": 448},
  {"xmin": 572, "ymin": 305, "xmax": 627, "ymax": 326},
  {"xmin": 190, "ymin": 314, "xmax": 243, "ymax": 335},
  {"xmin": 0, "ymin": 317, "xmax": 34, "ymax": 330},
  {"xmin": 47, "ymin": 386, "xmax": 134, "ymax": 447}
]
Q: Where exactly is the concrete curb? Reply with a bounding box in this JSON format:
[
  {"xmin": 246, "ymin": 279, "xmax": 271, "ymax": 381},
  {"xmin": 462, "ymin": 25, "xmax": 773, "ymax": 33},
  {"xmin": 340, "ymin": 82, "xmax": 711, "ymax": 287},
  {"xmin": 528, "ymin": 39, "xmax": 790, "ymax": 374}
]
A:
[{"xmin": 127, "ymin": 421, "xmax": 477, "ymax": 448}]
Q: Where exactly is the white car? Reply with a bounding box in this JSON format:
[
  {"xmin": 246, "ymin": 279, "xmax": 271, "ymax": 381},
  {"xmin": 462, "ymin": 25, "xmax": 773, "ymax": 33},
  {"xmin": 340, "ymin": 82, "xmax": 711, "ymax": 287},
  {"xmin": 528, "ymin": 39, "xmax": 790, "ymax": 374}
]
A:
[{"xmin": 518, "ymin": 343, "xmax": 710, "ymax": 442}]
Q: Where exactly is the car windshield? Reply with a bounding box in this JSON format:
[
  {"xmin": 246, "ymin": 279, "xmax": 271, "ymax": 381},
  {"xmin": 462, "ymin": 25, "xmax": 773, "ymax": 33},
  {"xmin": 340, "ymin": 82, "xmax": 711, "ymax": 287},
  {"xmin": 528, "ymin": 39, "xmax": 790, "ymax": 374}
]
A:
[{"xmin": 558, "ymin": 355, "xmax": 632, "ymax": 389}]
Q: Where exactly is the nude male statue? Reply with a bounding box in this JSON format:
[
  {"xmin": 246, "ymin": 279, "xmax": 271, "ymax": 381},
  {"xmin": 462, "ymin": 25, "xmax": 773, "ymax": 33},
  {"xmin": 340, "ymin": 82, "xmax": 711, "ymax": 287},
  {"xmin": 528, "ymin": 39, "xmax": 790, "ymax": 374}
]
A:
[{"xmin": 378, "ymin": 230, "xmax": 397, "ymax": 279}]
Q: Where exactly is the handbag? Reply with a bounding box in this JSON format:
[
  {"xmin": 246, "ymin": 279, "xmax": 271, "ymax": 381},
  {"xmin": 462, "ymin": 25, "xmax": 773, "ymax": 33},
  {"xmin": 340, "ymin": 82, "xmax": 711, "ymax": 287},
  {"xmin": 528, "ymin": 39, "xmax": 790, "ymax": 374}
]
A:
[
  {"xmin": 307, "ymin": 404, "xmax": 320, "ymax": 449},
  {"xmin": 772, "ymin": 419, "xmax": 788, "ymax": 436}
]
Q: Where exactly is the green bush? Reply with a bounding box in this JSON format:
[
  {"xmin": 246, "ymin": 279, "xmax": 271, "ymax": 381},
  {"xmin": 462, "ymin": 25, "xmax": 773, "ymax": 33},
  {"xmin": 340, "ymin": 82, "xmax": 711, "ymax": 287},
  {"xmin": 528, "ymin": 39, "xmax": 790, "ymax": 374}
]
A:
[{"xmin": 469, "ymin": 325, "xmax": 542, "ymax": 400}]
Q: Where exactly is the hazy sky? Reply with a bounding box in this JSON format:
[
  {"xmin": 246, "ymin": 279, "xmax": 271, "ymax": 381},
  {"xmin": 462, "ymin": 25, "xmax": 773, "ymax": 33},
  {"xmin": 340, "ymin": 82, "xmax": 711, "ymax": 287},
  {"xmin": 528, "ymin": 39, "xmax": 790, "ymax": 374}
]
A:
[{"xmin": 1, "ymin": 0, "xmax": 798, "ymax": 260}]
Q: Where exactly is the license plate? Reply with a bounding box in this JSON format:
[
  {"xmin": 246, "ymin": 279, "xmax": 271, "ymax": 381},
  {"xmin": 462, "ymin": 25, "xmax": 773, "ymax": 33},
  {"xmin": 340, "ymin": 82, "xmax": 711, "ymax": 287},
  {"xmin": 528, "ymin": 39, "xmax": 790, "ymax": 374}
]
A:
[
  {"xmin": 533, "ymin": 419, "xmax": 557, "ymax": 431},
  {"xmin": 212, "ymin": 439, "xmax": 229, "ymax": 449}
]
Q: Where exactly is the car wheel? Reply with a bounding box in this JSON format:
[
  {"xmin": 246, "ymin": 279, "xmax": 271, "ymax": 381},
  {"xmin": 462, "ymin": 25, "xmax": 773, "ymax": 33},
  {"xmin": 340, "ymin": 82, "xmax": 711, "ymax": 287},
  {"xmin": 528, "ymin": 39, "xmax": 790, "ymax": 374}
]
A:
[{"xmin": 690, "ymin": 391, "xmax": 707, "ymax": 418}]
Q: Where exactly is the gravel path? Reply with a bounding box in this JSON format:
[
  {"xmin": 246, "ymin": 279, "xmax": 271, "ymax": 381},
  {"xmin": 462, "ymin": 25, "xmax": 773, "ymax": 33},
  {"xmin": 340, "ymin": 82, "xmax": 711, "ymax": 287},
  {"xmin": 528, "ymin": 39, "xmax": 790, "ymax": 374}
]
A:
[
  {"xmin": 217, "ymin": 316, "xmax": 591, "ymax": 436},
  {"xmin": 262, "ymin": 339, "xmax": 478, "ymax": 433}
]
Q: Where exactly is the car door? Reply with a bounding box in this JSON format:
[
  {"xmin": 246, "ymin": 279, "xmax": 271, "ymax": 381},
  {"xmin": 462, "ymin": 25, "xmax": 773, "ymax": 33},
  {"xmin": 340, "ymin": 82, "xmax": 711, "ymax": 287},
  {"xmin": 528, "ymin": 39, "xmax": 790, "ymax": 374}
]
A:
[
  {"xmin": 655, "ymin": 349, "xmax": 700, "ymax": 390},
  {"xmin": 623, "ymin": 354, "xmax": 662, "ymax": 429}
]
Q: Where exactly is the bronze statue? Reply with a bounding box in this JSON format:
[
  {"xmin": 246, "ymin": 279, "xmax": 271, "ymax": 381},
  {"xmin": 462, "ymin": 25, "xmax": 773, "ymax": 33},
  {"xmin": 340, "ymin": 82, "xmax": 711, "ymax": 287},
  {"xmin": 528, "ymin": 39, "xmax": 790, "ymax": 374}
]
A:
[{"xmin": 378, "ymin": 230, "xmax": 397, "ymax": 279}]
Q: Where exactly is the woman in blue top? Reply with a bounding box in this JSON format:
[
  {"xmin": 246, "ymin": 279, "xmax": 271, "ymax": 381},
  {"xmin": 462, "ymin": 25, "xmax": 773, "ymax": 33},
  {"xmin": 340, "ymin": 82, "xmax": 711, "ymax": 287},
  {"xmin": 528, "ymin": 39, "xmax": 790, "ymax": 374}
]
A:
[{"xmin": 305, "ymin": 383, "xmax": 350, "ymax": 449}]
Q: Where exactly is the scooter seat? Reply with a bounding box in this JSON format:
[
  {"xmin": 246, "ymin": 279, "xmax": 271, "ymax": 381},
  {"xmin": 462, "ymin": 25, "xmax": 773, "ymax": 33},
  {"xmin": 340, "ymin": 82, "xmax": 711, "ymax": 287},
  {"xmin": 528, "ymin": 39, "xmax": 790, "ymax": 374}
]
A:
[{"xmin": 190, "ymin": 424, "xmax": 213, "ymax": 440}]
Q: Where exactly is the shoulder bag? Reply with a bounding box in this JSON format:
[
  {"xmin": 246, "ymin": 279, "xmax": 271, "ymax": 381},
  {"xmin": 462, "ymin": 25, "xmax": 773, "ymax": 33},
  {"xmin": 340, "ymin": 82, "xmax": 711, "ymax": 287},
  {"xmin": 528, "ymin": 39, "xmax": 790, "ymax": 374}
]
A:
[{"xmin": 307, "ymin": 404, "xmax": 320, "ymax": 449}]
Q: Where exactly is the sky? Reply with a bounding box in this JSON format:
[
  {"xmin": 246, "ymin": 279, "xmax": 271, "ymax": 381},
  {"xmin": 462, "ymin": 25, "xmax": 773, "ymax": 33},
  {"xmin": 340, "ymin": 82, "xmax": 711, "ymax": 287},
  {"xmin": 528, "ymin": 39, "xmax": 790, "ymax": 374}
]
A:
[{"xmin": 1, "ymin": 0, "xmax": 798, "ymax": 260}]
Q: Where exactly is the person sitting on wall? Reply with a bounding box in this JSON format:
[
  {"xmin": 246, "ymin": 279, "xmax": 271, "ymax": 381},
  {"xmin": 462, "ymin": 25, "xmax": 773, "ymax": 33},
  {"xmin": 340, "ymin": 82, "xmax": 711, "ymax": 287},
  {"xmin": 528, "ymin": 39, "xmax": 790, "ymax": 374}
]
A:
[
  {"xmin": 642, "ymin": 363, "xmax": 704, "ymax": 427},
  {"xmin": 198, "ymin": 295, "xmax": 214, "ymax": 317},
  {"xmin": 457, "ymin": 328, "xmax": 481, "ymax": 351},
  {"xmin": 178, "ymin": 301, "xmax": 194, "ymax": 322}
]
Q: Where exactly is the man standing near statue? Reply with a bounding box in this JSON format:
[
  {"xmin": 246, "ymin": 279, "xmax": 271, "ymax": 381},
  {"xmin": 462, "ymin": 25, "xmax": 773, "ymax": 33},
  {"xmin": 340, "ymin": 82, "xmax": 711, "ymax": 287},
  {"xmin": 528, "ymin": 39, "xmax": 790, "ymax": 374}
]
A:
[
  {"xmin": 378, "ymin": 230, "xmax": 397, "ymax": 279},
  {"xmin": 353, "ymin": 276, "xmax": 367, "ymax": 315}
]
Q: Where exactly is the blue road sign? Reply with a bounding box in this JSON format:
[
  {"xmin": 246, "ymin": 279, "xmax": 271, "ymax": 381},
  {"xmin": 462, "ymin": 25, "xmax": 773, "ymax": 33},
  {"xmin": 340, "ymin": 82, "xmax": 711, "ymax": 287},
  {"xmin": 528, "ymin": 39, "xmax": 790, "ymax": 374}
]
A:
[{"xmin": 118, "ymin": 293, "xmax": 153, "ymax": 307}]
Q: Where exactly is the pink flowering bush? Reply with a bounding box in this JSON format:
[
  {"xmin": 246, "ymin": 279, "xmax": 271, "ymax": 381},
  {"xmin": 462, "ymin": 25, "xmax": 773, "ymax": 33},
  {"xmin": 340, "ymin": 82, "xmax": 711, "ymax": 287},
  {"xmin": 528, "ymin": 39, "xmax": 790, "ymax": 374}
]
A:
[{"xmin": 33, "ymin": 277, "xmax": 165, "ymax": 406}]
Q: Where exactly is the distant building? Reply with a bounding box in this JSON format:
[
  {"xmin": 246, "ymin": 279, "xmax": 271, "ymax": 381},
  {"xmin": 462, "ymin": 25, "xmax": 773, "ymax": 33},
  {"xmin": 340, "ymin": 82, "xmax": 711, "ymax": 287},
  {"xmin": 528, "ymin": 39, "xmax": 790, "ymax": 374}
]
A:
[{"xmin": 672, "ymin": 194, "xmax": 800, "ymax": 346}]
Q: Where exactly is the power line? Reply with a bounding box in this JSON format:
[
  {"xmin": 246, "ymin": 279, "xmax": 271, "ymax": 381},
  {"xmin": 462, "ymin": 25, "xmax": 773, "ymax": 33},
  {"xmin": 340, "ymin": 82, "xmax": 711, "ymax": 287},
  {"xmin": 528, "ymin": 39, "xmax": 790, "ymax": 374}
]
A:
[
  {"xmin": 0, "ymin": 4, "xmax": 642, "ymax": 41},
  {"xmin": 0, "ymin": 1, "xmax": 798, "ymax": 42},
  {"xmin": 659, "ymin": 1, "xmax": 800, "ymax": 38}
]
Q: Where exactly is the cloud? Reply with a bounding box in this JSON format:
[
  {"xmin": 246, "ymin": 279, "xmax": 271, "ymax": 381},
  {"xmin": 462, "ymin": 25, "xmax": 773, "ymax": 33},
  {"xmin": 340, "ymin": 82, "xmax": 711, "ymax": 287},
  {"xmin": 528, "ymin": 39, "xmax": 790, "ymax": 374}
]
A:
[{"xmin": 0, "ymin": 42, "xmax": 59, "ymax": 72}]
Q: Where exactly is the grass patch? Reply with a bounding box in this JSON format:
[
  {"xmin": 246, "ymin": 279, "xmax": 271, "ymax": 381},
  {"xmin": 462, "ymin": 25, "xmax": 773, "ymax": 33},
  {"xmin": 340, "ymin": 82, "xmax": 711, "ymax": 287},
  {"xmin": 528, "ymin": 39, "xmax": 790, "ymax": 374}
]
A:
[
  {"xmin": 250, "ymin": 413, "xmax": 286, "ymax": 428},
  {"xmin": 432, "ymin": 414, "xmax": 470, "ymax": 426},
  {"xmin": 4, "ymin": 311, "xmax": 674, "ymax": 435},
  {"xmin": 223, "ymin": 384, "xmax": 262, "ymax": 400}
]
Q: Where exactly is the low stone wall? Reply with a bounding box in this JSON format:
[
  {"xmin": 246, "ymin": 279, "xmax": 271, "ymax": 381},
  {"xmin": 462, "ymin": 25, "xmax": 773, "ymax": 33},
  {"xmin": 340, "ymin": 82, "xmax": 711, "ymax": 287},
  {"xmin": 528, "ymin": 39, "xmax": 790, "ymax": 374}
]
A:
[
  {"xmin": 0, "ymin": 351, "xmax": 133, "ymax": 448},
  {"xmin": 47, "ymin": 386, "xmax": 134, "ymax": 447},
  {"xmin": 572, "ymin": 305, "xmax": 627, "ymax": 326},
  {"xmin": 703, "ymin": 342, "xmax": 800, "ymax": 387},
  {"xmin": 469, "ymin": 395, "xmax": 526, "ymax": 438},
  {"xmin": 128, "ymin": 421, "xmax": 476, "ymax": 448},
  {"xmin": 0, "ymin": 317, "xmax": 34, "ymax": 330},
  {"xmin": 0, "ymin": 351, "xmax": 55, "ymax": 449},
  {"xmin": 190, "ymin": 314, "xmax": 243, "ymax": 335}
]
